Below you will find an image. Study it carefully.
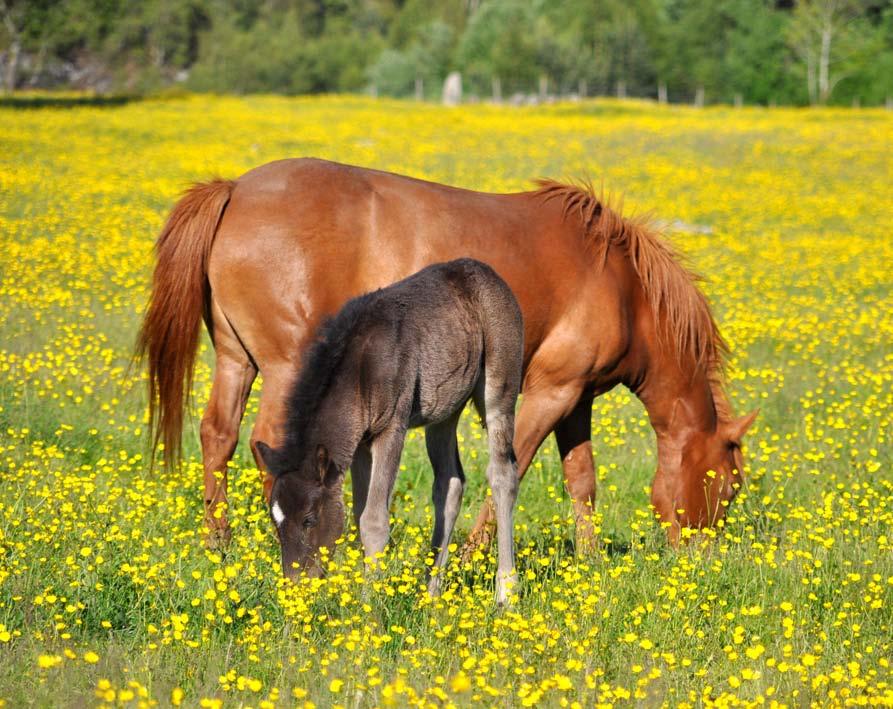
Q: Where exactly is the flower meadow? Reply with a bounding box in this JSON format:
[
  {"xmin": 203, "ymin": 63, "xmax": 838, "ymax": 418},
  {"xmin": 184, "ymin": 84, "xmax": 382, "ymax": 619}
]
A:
[{"xmin": 0, "ymin": 95, "xmax": 891, "ymax": 707}]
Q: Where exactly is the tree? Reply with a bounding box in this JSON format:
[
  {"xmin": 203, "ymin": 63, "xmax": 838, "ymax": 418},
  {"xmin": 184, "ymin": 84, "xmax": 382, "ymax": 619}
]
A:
[
  {"xmin": 787, "ymin": 0, "xmax": 870, "ymax": 104},
  {"xmin": 719, "ymin": 0, "xmax": 799, "ymax": 105},
  {"xmin": 542, "ymin": 0, "xmax": 660, "ymax": 96},
  {"xmin": 0, "ymin": 0, "xmax": 56, "ymax": 92},
  {"xmin": 457, "ymin": 0, "xmax": 540, "ymax": 95}
]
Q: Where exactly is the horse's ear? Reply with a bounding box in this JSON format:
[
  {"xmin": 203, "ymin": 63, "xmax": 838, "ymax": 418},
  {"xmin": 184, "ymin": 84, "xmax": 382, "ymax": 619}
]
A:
[
  {"xmin": 256, "ymin": 441, "xmax": 286, "ymax": 477},
  {"xmin": 724, "ymin": 409, "xmax": 759, "ymax": 445}
]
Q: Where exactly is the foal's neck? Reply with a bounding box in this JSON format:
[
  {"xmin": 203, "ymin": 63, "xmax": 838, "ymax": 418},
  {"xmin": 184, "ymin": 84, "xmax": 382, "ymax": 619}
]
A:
[{"xmin": 311, "ymin": 381, "xmax": 367, "ymax": 475}]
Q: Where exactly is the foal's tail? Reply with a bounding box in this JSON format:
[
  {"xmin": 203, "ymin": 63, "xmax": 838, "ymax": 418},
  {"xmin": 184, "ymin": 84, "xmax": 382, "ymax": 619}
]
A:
[{"xmin": 136, "ymin": 179, "xmax": 235, "ymax": 467}]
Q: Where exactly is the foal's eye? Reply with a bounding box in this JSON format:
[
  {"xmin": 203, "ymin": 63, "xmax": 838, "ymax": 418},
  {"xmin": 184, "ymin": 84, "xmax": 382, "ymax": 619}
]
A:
[{"xmin": 302, "ymin": 515, "xmax": 317, "ymax": 528}]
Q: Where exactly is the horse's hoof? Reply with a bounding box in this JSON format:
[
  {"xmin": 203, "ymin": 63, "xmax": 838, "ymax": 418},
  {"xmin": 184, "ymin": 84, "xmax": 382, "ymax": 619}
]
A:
[
  {"xmin": 458, "ymin": 538, "xmax": 484, "ymax": 564},
  {"xmin": 204, "ymin": 526, "xmax": 232, "ymax": 550},
  {"xmin": 459, "ymin": 528, "xmax": 493, "ymax": 563},
  {"xmin": 575, "ymin": 535, "xmax": 600, "ymax": 557}
]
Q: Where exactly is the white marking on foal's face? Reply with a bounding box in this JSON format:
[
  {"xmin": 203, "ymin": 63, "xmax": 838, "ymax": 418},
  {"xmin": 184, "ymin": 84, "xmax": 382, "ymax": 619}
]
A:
[{"xmin": 271, "ymin": 500, "xmax": 285, "ymax": 527}]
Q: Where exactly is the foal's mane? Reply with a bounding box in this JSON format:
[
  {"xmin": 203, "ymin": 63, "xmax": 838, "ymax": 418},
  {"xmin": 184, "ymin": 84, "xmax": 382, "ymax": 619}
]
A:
[
  {"xmin": 276, "ymin": 294, "xmax": 372, "ymax": 472},
  {"xmin": 535, "ymin": 179, "xmax": 732, "ymax": 422}
]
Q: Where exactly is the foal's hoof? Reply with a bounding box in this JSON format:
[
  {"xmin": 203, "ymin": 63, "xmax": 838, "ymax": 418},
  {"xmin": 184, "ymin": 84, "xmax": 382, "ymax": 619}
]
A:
[
  {"xmin": 427, "ymin": 576, "xmax": 443, "ymax": 598},
  {"xmin": 204, "ymin": 525, "xmax": 232, "ymax": 550},
  {"xmin": 496, "ymin": 572, "xmax": 519, "ymax": 608}
]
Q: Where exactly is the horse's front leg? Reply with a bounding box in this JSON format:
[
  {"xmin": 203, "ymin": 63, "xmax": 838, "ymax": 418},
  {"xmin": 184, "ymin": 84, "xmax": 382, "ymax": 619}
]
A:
[
  {"xmin": 358, "ymin": 425, "xmax": 406, "ymax": 566},
  {"xmin": 462, "ymin": 382, "xmax": 584, "ymax": 559},
  {"xmin": 553, "ymin": 392, "xmax": 598, "ymax": 554}
]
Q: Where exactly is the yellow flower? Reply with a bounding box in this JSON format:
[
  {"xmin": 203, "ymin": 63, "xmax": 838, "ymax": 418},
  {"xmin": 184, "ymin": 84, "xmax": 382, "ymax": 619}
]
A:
[
  {"xmin": 37, "ymin": 655, "xmax": 62, "ymax": 669},
  {"xmin": 450, "ymin": 672, "xmax": 471, "ymax": 693},
  {"xmin": 745, "ymin": 644, "xmax": 764, "ymax": 660}
]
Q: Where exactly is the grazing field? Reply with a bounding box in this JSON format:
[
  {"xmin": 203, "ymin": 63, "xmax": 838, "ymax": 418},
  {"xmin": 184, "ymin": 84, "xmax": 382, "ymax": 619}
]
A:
[{"xmin": 0, "ymin": 95, "xmax": 891, "ymax": 707}]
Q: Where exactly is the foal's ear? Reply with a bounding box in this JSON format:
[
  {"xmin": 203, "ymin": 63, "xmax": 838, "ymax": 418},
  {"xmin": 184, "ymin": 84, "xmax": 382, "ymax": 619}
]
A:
[
  {"xmin": 316, "ymin": 444, "xmax": 341, "ymax": 487},
  {"xmin": 255, "ymin": 441, "xmax": 286, "ymax": 477},
  {"xmin": 316, "ymin": 444, "xmax": 330, "ymax": 483}
]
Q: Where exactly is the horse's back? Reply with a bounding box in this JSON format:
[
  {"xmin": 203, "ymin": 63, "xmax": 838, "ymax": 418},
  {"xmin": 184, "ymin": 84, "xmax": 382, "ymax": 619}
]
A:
[{"xmin": 207, "ymin": 158, "xmax": 605, "ymax": 384}]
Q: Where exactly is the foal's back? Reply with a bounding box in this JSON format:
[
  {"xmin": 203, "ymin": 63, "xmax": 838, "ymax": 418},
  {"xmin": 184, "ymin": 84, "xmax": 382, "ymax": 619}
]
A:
[{"xmin": 349, "ymin": 258, "xmax": 523, "ymax": 430}]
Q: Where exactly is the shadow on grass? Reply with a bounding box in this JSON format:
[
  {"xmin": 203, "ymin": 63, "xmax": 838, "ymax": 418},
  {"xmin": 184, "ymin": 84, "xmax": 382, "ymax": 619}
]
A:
[{"xmin": 0, "ymin": 94, "xmax": 140, "ymax": 110}]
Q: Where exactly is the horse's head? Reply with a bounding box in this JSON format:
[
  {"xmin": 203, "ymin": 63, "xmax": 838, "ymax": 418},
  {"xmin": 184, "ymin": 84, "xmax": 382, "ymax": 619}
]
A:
[
  {"xmin": 651, "ymin": 401, "xmax": 758, "ymax": 545},
  {"xmin": 256, "ymin": 441, "xmax": 344, "ymax": 579}
]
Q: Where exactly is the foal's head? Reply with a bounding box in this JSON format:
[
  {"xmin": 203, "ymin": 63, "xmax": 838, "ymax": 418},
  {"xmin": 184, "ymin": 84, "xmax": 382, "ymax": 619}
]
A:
[{"xmin": 256, "ymin": 442, "xmax": 344, "ymax": 579}]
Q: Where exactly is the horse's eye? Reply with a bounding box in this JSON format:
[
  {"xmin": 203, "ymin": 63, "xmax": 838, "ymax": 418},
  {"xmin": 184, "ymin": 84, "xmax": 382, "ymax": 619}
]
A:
[{"xmin": 303, "ymin": 515, "xmax": 317, "ymax": 528}]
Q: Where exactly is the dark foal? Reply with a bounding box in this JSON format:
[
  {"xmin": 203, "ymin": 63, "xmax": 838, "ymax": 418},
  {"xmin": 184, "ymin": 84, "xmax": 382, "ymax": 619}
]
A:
[{"xmin": 255, "ymin": 259, "xmax": 523, "ymax": 603}]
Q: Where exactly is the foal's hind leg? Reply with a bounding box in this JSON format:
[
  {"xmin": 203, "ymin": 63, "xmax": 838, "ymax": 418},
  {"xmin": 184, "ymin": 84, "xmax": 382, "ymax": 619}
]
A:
[
  {"xmin": 474, "ymin": 378, "xmax": 521, "ymax": 604},
  {"xmin": 461, "ymin": 382, "xmax": 585, "ymax": 560},
  {"xmin": 481, "ymin": 406, "xmax": 520, "ymax": 605},
  {"xmin": 425, "ymin": 412, "xmax": 465, "ymax": 597},
  {"xmin": 200, "ymin": 302, "xmax": 257, "ymax": 548}
]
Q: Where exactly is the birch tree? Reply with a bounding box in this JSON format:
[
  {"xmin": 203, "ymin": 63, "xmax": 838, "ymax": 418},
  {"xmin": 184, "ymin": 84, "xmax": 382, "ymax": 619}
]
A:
[
  {"xmin": 0, "ymin": 0, "xmax": 23, "ymax": 93},
  {"xmin": 787, "ymin": 0, "xmax": 865, "ymax": 105}
]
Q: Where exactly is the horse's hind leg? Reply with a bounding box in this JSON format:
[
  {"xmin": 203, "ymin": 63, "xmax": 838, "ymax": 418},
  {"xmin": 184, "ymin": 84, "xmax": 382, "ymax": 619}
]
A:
[
  {"xmin": 425, "ymin": 412, "xmax": 465, "ymax": 597},
  {"xmin": 200, "ymin": 302, "xmax": 257, "ymax": 548}
]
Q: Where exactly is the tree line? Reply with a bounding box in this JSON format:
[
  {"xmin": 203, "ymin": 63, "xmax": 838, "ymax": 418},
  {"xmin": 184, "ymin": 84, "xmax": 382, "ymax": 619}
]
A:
[{"xmin": 3, "ymin": 0, "xmax": 893, "ymax": 106}]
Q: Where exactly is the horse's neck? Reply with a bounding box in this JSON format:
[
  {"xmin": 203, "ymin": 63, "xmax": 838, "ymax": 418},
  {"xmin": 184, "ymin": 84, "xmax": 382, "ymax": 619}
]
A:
[{"xmin": 625, "ymin": 315, "xmax": 719, "ymax": 449}]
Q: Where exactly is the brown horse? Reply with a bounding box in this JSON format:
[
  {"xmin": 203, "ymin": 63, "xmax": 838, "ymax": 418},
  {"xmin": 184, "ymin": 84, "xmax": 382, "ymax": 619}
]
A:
[{"xmin": 138, "ymin": 158, "xmax": 757, "ymax": 550}]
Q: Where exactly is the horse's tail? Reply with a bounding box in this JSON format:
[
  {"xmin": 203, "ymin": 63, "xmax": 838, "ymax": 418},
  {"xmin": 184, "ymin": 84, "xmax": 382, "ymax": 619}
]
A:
[{"xmin": 136, "ymin": 179, "xmax": 235, "ymax": 467}]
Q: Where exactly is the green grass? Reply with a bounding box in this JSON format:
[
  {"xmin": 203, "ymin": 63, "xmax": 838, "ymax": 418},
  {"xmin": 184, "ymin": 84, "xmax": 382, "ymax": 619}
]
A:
[{"xmin": 0, "ymin": 95, "xmax": 891, "ymax": 707}]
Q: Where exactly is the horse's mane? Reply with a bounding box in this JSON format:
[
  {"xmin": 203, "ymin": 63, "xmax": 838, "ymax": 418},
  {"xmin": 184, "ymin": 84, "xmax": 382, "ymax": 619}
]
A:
[
  {"xmin": 534, "ymin": 179, "xmax": 732, "ymax": 422},
  {"xmin": 275, "ymin": 294, "xmax": 372, "ymax": 473}
]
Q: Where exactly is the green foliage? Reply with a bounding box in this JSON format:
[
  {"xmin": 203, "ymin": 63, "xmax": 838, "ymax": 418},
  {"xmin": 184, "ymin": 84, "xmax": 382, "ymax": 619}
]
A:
[
  {"xmin": 4, "ymin": 0, "xmax": 893, "ymax": 104},
  {"xmin": 368, "ymin": 20, "xmax": 453, "ymax": 97},
  {"xmin": 457, "ymin": 0, "xmax": 539, "ymax": 94}
]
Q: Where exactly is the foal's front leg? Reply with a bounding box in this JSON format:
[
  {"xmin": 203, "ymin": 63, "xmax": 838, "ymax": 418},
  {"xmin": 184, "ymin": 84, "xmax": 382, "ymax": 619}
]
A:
[
  {"xmin": 425, "ymin": 413, "xmax": 465, "ymax": 597},
  {"xmin": 350, "ymin": 443, "xmax": 372, "ymax": 531},
  {"xmin": 358, "ymin": 425, "xmax": 406, "ymax": 567}
]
